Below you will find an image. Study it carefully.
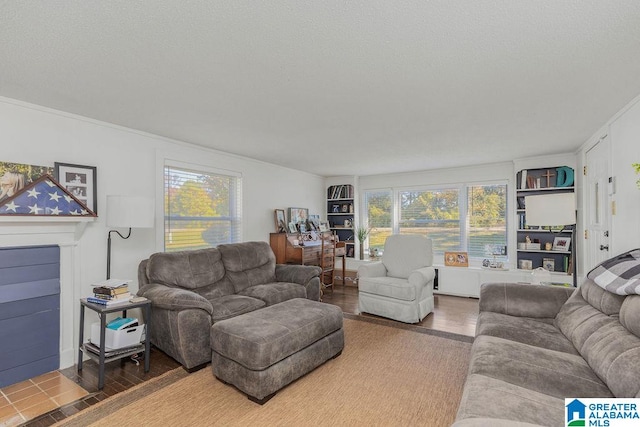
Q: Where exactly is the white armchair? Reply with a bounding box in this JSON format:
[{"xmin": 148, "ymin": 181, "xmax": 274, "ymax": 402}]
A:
[{"xmin": 358, "ymin": 235, "xmax": 436, "ymax": 323}]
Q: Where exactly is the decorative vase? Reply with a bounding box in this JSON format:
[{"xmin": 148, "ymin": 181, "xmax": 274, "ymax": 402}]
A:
[{"xmin": 359, "ymin": 245, "xmax": 365, "ymax": 260}]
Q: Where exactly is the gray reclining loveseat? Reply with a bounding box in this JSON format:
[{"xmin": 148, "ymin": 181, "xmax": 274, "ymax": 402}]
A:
[
  {"xmin": 137, "ymin": 241, "xmax": 321, "ymax": 370},
  {"xmin": 453, "ymin": 249, "xmax": 640, "ymax": 426}
]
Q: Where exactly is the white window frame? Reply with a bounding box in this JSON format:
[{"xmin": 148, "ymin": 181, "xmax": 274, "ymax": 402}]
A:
[
  {"xmin": 162, "ymin": 159, "xmax": 243, "ymax": 251},
  {"xmin": 362, "ymin": 180, "xmax": 508, "ymax": 265}
]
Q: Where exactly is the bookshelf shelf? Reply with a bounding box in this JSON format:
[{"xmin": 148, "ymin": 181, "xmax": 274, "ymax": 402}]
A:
[
  {"xmin": 327, "ymin": 184, "xmax": 355, "ymax": 258},
  {"xmin": 516, "ymin": 166, "xmax": 575, "ymax": 277}
]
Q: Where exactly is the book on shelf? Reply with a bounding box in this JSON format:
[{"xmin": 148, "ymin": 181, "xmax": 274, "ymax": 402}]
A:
[
  {"xmin": 107, "ymin": 317, "xmax": 139, "ymax": 330},
  {"xmin": 91, "ymin": 292, "xmax": 132, "ymax": 301},
  {"xmin": 91, "ymin": 278, "xmax": 132, "ymax": 289},
  {"xmin": 93, "ymin": 286, "xmax": 130, "ymax": 296},
  {"xmin": 86, "ymin": 296, "xmax": 132, "ymax": 307},
  {"xmin": 520, "ymin": 169, "xmax": 527, "ymax": 190},
  {"xmin": 329, "ymin": 185, "xmax": 353, "ymax": 200}
]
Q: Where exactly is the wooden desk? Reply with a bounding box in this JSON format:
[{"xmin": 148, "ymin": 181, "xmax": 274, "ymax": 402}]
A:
[
  {"xmin": 269, "ymin": 233, "xmax": 346, "ymax": 284},
  {"xmin": 270, "ymin": 232, "xmax": 322, "ymax": 265}
]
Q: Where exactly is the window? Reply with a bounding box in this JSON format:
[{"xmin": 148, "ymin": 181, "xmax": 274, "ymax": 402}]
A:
[
  {"xmin": 364, "ymin": 190, "xmax": 393, "ymax": 252},
  {"xmin": 399, "ymin": 188, "xmax": 461, "ymax": 255},
  {"xmin": 363, "ymin": 182, "xmax": 507, "ymax": 263},
  {"xmin": 164, "ymin": 162, "xmax": 242, "ymax": 251},
  {"xmin": 467, "ymin": 184, "xmax": 507, "ymax": 259}
]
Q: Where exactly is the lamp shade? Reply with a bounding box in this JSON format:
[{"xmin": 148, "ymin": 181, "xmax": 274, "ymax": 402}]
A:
[
  {"xmin": 525, "ymin": 193, "xmax": 576, "ymax": 226},
  {"xmin": 107, "ymin": 195, "xmax": 155, "ymax": 228}
]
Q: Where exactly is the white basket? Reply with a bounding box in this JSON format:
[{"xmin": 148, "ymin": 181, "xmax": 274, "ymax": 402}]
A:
[{"xmin": 91, "ymin": 322, "xmax": 144, "ymax": 349}]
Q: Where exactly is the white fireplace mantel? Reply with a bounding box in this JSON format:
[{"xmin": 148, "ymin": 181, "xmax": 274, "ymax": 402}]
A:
[
  {"xmin": 0, "ymin": 216, "xmax": 96, "ymax": 369},
  {"xmin": 0, "ymin": 216, "xmax": 94, "ymax": 243}
]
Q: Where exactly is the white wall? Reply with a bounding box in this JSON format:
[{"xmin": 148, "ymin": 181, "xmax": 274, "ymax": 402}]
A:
[
  {"xmin": 359, "ymin": 162, "xmax": 514, "ymax": 190},
  {"xmin": 352, "ymin": 158, "xmax": 582, "ymax": 297},
  {"xmin": 577, "ymin": 95, "xmax": 640, "ymax": 274},
  {"xmin": 0, "ymin": 97, "xmax": 325, "ymax": 293},
  {"xmin": 609, "ymin": 98, "xmax": 640, "ymax": 254}
]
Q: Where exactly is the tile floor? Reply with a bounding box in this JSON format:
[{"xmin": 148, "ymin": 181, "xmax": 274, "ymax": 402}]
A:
[{"xmin": 0, "ymin": 371, "xmax": 88, "ymax": 426}]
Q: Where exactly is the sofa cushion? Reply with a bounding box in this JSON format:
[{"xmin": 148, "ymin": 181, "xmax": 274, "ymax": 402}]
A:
[
  {"xmin": 238, "ymin": 282, "xmax": 306, "ymax": 306},
  {"xmin": 620, "ymin": 295, "xmax": 640, "ymax": 337},
  {"xmin": 209, "ymin": 295, "xmax": 266, "ymax": 322},
  {"xmin": 579, "ymin": 278, "xmax": 626, "ymax": 315},
  {"xmin": 455, "ymin": 373, "xmax": 564, "ymax": 426},
  {"xmin": 479, "ymin": 282, "xmax": 575, "ymax": 318},
  {"xmin": 146, "ymin": 248, "xmax": 231, "ymax": 293},
  {"xmin": 358, "ymin": 276, "xmax": 416, "ymax": 301},
  {"xmin": 476, "ymin": 312, "xmax": 578, "ymax": 355},
  {"xmin": 469, "ymin": 335, "xmax": 612, "ymax": 399},
  {"xmin": 555, "ymin": 280, "xmax": 640, "ymax": 397},
  {"xmin": 218, "ymin": 241, "xmax": 277, "ymax": 292},
  {"xmin": 381, "ymin": 235, "xmax": 432, "ymax": 279}
]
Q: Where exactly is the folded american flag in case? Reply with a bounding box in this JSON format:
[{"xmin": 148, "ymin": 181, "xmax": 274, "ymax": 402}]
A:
[{"xmin": 0, "ymin": 174, "xmax": 96, "ymax": 216}]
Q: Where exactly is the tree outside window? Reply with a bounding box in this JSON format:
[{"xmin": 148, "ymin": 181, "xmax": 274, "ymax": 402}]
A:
[{"xmin": 164, "ymin": 164, "xmax": 241, "ymax": 251}]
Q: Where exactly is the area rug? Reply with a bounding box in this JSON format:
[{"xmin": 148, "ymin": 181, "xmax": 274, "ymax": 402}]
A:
[{"xmin": 56, "ymin": 317, "xmax": 472, "ymax": 426}]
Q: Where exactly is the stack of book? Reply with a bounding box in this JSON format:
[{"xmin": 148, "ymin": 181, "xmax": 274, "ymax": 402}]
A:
[{"xmin": 87, "ymin": 279, "xmax": 132, "ymax": 306}]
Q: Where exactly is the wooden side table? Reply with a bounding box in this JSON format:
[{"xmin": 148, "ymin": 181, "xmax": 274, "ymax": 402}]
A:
[{"xmin": 77, "ymin": 298, "xmax": 151, "ymax": 390}]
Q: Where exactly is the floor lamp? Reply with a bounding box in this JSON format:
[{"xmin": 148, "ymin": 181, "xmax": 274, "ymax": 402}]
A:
[
  {"xmin": 525, "ymin": 193, "xmax": 577, "ymax": 286},
  {"xmin": 106, "ymin": 195, "xmax": 155, "ymax": 279}
]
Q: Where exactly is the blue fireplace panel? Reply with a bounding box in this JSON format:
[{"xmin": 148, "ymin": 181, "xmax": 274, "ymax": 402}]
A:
[{"xmin": 0, "ymin": 245, "xmax": 60, "ymax": 388}]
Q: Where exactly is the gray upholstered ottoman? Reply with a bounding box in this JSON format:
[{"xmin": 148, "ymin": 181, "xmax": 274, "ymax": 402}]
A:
[{"xmin": 210, "ymin": 298, "xmax": 344, "ymax": 403}]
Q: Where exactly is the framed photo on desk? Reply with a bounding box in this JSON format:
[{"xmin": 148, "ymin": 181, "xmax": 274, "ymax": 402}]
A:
[{"xmin": 274, "ymin": 209, "xmax": 286, "ymax": 232}]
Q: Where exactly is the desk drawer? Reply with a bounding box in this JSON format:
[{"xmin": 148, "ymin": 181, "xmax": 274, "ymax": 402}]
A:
[{"xmin": 302, "ymin": 247, "xmax": 321, "ymax": 265}]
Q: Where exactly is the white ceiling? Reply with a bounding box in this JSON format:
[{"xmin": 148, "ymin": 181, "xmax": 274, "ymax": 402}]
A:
[{"xmin": 2, "ymin": 1, "xmax": 640, "ymax": 177}]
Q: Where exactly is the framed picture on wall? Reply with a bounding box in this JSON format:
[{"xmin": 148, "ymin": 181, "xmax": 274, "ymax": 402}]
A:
[
  {"xmin": 54, "ymin": 162, "xmax": 97, "ymax": 214},
  {"xmin": 0, "ymin": 161, "xmax": 52, "ymax": 204}
]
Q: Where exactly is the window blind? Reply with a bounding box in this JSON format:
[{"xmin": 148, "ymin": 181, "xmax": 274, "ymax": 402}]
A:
[
  {"xmin": 364, "ymin": 190, "xmax": 393, "ymax": 252},
  {"xmin": 363, "ymin": 182, "xmax": 507, "ymax": 263},
  {"xmin": 467, "ymin": 184, "xmax": 507, "ymax": 259},
  {"xmin": 164, "ymin": 164, "xmax": 242, "ymax": 251},
  {"xmin": 398, "ymin": 188, "xmax": 461, "ymax": 255}
]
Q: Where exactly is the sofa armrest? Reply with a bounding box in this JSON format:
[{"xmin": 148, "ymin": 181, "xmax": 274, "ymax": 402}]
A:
[
  {"xmin": 358, "ymin": 261, "xmax": 387, "ymax": 278},
  {"xmin": 479, "ymin": 282, "xmax": 575, "ymax": 319},
  {"xmin": 275, "ymin": 264, "xmax": 321, "ymax": 285},
  {"xmin": 275, "ymin": 264, "xmax": 322, "ymax": 301},
  {"xmin": 137, "ymin": 283, "xmax": 213, "ymax": 315},
  {"xmin": 408, "ymin": 266, "xmax": 436, "ymax": 287}
]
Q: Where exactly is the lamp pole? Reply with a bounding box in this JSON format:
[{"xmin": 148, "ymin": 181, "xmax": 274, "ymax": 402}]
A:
[{"xmin": 106, "ymin": 228, "xmax": 132, "ymax": 279}]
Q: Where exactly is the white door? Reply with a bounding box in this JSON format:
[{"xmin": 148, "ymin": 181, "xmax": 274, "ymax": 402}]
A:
[{"xmin": 585, "ymin": 136, "xmax": 611, "ymax": 271}]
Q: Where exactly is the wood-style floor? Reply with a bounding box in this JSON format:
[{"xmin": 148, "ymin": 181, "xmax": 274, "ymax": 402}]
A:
[
  {"xmin": 322, "ymin": 284, "xmax": 479, "ymax": 337},
  {"xmin": 21, "ymin": 285, "xmax": 478, "ymax": 426}
]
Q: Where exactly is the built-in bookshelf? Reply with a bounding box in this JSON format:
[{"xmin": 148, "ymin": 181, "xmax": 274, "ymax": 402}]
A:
[
  {"xmin": 327, "ymin": 184, "xmax": 355, "ymax": 258},
  {"xmin": 516, "ymin": 166, "xmax": 575, "ymax": 278}
]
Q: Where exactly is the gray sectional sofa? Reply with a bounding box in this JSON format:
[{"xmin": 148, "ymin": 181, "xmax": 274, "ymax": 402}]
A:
[
  {"xmin": 453, "ymin": 249, "xmax": 640, "ymax": 426},
  {"xmin": 137, "ymin": 241, "xmax": 322, "ymax": 370}
]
